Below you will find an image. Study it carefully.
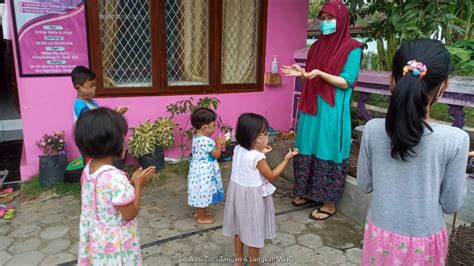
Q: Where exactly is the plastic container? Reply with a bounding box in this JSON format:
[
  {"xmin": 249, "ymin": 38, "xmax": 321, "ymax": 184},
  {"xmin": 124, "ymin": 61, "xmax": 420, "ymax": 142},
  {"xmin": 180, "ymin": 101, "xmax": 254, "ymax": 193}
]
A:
[
  {"xmin": 271, "ymin": 55, "xmax": 278, "ymax": 73},
  {"xmin": 64, "ymin": 157, "xmax": 84, "ymax": 183}
]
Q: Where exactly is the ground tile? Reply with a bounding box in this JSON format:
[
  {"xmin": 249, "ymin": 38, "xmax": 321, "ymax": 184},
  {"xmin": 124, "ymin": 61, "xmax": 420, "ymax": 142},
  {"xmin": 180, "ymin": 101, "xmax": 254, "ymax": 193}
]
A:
[
  {"xmin": 6, "ymin": 251, "xmax": 45, "ymax": 266},
  {"xmin": 40, "ymin": 253, "xmax": 76, "ymax": 266},
  {"xmin": 39, "ymin": 225, "xmax": 69, "ymax": 240}
]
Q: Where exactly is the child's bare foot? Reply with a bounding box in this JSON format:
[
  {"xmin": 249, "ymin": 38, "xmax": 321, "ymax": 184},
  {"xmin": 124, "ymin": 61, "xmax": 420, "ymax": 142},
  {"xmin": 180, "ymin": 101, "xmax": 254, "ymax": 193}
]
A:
[
  {"xmin": 196, "ymin": 215, "xmax": 215, "ymax": 224},
  {"xmin": 193, "ymin": 211, "xmax": 211, "ymax": 218}
]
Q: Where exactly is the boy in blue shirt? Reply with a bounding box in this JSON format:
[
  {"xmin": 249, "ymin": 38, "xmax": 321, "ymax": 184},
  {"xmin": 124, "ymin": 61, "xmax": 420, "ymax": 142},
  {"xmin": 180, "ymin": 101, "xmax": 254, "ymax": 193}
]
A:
[{"xmin": 72, "ymin": 66, "xmax": 127, "ymax": 121}]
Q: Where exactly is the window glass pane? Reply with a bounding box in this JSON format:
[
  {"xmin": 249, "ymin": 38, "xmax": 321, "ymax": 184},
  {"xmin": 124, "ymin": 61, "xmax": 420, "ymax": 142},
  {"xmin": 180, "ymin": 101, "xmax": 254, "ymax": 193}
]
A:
[
  {"xmin": 99, "ymin": 0, "xmax": 152, "ymax": 87},
  {"xmin": 222, "ymin": 0, "xmax": 260, "ymax": 84},
  {"xmin": 165, "ymin": 0, "xmax": 209, "ymax": 86}
]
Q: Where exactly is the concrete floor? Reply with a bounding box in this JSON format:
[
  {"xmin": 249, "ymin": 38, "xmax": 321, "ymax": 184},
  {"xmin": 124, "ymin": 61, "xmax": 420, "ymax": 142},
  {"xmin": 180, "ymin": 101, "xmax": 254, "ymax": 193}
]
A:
[{"xmin": 0, "ymin": 162, "xmax": 364, "ymax": 265}]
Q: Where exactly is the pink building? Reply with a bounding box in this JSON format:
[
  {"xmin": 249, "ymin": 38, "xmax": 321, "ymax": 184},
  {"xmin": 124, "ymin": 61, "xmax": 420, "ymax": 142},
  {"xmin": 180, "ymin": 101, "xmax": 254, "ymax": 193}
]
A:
[{"xmin": 2, "ymin": 0, "xmax": 309, "ymax": 180}]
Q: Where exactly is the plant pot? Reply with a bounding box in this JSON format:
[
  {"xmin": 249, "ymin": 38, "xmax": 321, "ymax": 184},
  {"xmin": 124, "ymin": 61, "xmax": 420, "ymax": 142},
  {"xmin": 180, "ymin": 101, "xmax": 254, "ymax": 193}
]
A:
[
  {"xmin": 64, "ymin": 168, "xmax": 83, "ymax": 183},
  {"xmin": 39, "ymin": 153, "xmax": 68, "ymax": 188},
  {"xmin": 64, "ymin": 157, "xmax": 84, "ymax": 183},
  {"xmin": 219, "ymin": 142, "xmax": 237, "ymax": 162},
  {"xmin": 137, "ymin": 147, "xmax": 164, "ymax": 171},
  {"xmin": 355, "ymin": 125, "xmax": 365, "ymax": 144},
  {"xmin": 112, "ymin": 157, "xmax": 125, "ymax": 170}
]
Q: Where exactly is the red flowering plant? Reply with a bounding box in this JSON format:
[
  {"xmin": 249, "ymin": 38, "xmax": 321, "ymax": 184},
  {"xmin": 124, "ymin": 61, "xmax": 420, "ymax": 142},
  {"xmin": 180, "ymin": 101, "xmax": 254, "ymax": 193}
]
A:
[{"xmin": 36, "ymin": 131, "xmax": 66, "ymax": 155}]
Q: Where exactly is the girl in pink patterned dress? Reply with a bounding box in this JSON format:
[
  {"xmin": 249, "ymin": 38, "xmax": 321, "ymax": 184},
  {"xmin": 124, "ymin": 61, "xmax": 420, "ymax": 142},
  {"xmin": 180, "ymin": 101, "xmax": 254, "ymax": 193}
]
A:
[
  {"xmin": 357, "ymin": 39, "xmax": 469, "ymax": 265},
  {"xmin": 75, "ymin": 107, "xmax": 156, "ymax": 265}
]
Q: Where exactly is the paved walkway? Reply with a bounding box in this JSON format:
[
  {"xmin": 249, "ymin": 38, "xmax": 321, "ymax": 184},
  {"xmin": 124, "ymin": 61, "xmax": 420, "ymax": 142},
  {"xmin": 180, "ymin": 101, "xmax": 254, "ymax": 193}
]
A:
[{"xmin": 0, "ymin": 162, "xmax": 363, "ymax": 265}]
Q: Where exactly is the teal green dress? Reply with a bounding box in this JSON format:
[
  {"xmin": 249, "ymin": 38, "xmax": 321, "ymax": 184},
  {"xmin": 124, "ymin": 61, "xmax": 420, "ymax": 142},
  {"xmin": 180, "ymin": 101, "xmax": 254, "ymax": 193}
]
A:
[{"xmin": 293, "ymin": 48, "xmax": 361, "ymax": 203}]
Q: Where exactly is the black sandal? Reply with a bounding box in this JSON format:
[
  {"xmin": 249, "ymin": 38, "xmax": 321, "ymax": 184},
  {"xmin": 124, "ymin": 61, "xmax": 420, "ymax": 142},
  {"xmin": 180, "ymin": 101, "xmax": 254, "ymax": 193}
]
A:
[
  {"xmin": 292, "ymin": 197, "xmax": 313, "ymax": 207},
  {"xmin": 308, "ymin": 206, "xmax": 337, "ymax": 221}
]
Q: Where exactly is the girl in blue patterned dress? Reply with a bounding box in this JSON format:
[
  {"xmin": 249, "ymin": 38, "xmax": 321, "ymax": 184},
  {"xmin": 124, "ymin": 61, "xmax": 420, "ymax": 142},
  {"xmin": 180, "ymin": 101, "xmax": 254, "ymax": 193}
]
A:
[{"xmin": 188, "ymin": 108, "xmax": 226, "ymax": 224}]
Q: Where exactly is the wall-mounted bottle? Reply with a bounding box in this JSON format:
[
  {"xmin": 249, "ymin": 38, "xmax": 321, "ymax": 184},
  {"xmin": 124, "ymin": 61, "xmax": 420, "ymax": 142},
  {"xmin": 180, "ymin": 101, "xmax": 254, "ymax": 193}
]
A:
[{"xmin": 271, "ymin": 55, "xmax": 278, "ymax": 73}]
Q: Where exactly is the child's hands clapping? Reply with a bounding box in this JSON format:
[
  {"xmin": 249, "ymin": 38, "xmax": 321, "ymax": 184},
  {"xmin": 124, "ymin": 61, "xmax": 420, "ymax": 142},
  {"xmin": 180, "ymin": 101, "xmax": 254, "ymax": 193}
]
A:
[
  {"xmin": 216, "ymin": 135, "xmax": 226, "ymax": 147},
  {"xmin": 262, "ymin": 145, "xmax": 273, "ymax": 154},
  {"xmin": 131, "ymin": 166, "xmax": 156, "ymax": 187},
  {"xmin": 284, "ymin": 148, "xmax": 299, "ymax": 160},
  {"xmin": 115, "ymin": 106, "xmax": 128, "ymax": 114}
]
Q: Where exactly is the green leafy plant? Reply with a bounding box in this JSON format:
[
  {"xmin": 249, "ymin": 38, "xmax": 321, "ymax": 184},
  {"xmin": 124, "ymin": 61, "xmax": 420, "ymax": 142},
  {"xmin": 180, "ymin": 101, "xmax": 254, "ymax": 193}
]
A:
[
  {"xmin": 447, "ymin": 40, "xmax": 474, "ymax": 76},
  {"xmin": 349, "ymin": 0, "xmax": 472, "ymax": 72},
  {"xmin": 128, "ymin": 121, "xmax": 159, "ymax": 158},
  {"xmin": 308, "ymin": 0, "xmax": 324, "ymax": 20},
  {"xmin": 154, "ymin": 117, "xmax": 175, "ymax": 149},
  {"xmin": 219, "ymin": 123, "xmax": 234, "ymax": 147},
  {"xmin": 348, "ymin": 1, "xmax": 398, "ymax": 70},
  {"xmin": 438, "ymin": 0, "xmax": 473, "ymax": 44},
  {"xmin": 361, "ymin": 52, "xmax": 380, "ymax": 71},
  {"xmin": 166, "ymin": 97, "xmax": 232, "ymax": 158}
]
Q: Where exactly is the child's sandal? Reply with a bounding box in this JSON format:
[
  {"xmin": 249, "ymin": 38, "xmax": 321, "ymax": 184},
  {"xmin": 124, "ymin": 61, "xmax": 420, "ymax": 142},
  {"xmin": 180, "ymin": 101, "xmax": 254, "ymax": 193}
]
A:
[
  {"xmin": 0, "ymin": 203, "xmax": 13, "ymax": 218},
  {"xmin": 3, "ymin": 208, "xmax": 15, "ymax": 220},
  {"xmin": 0, "ymin": 205, "xmax": 6, "ymax": 218},
  {"xmin": 0, "ymin": 187, "xmax": 14, "ymax": 197}
]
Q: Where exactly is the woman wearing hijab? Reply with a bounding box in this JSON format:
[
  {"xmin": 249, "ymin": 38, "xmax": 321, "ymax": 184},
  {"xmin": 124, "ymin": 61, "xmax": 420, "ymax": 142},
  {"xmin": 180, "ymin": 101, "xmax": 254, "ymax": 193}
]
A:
[{"xmin": 282, "ymin": 2, "xmax": 362, "ymax": 221}]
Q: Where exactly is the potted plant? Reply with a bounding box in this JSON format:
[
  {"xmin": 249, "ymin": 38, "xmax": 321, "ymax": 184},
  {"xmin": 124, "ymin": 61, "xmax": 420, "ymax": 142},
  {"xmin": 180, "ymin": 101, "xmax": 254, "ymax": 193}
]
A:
[
  {"xmin": 166, "ymin": 97, "xmax": 233, "ymax": 159},
  {"xmin": 128, "ymin": 121, "xmax": 159, "ymax": 169},
  {"xmin": 218, "ymin": 123, "xmax": 236, "ymax": 162},
  {"xmin": 36, "ymin": 131, "xmax": 67, "ymax": 188},
  {"xmin": 153, "ymin": 117, "xmax": 175, "ymax": 169},
  {"xmin": 128, "ymin": 118, "xmax": 175, "ymax": 171}
]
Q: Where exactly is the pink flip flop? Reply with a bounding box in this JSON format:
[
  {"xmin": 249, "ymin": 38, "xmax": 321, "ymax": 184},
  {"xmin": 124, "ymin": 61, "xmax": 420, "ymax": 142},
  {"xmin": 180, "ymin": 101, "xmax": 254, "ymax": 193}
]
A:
[
  {"xmin": 0, "ymin": 187, "xmax": 14, "ymax": 195},
  {"xmin": 0, "ymin": 204, "xmax": 14, "ymax": 219},
  {"xmin": 0, "ymin": 204, "xmax": 12, "ymax": 218}
]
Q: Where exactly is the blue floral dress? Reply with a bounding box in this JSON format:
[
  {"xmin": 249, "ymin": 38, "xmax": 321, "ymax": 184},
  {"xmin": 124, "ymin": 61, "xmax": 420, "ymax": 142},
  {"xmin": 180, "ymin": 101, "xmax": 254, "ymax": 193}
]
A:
[{"xmin": 187, "ymin": 136, "xmax": 224, "ymax": 208}]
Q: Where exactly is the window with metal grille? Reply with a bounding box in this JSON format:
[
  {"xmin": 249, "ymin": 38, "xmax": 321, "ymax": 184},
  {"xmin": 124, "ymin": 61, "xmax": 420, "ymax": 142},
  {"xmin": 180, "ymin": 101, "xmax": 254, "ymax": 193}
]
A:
[{"xmin": 87, "ymin": 0, "xmax": 268, "ymax": 97}]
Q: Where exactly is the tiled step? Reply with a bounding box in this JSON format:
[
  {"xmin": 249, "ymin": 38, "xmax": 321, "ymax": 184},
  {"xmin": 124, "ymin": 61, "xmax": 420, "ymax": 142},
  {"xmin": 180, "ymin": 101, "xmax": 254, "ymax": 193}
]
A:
[
  {"xmin": 0, "ymin": 96, "xmax": 21, "ymax": 120},
  {"xmin": 0, "ymin": 139, "xmax": 22, "ymax": 183},
  {"xmin": 0, "ymin": 119, "xmax": 23, "ymax": 141}
]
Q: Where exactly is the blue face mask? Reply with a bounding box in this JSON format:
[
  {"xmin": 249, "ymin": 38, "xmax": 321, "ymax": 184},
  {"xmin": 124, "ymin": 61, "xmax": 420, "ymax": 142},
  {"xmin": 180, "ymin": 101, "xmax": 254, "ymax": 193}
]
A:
[{"xmin": 320, "ymin": 19, "xmax": 337, "ymax": 35}]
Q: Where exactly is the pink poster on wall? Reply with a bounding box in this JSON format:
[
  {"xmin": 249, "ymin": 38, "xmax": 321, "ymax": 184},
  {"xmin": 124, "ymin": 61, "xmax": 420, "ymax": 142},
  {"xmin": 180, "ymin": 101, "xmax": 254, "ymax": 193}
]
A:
[{"xmin": 11, "ymin": 0, "xmax": 88, "ymax": 76}]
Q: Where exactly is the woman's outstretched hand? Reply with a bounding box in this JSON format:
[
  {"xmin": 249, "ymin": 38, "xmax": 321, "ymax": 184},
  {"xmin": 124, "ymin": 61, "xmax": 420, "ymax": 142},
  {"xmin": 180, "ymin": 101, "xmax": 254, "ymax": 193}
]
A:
[
  {"xmin": 281, "ymin": 64, "xmax": 303, "ymax": 77},
  {"xmin": 302, "ymin": 69, "xmax": 319, "ymax": 79}
]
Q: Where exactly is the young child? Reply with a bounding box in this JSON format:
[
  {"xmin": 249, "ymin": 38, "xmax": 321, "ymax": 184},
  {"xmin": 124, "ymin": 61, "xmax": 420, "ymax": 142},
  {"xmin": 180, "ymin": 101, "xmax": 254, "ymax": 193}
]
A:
[
  {"xmin": 188, "ymin": 107, "xmax": 226, "ymax": 224},
  {"xmin": 71, "ymin": 66, "xmax": 127, "ymax": 122},
  {"xmin": 357, "ymin": 39, "xmax": 469, "ymax": 265},
  {"xmin": 75, "ymin": 107, "xmax": 156, "ymax": 265},
  {"xmin": 223, "ymin": 113, "xmax": 299, "ymax": 266}
]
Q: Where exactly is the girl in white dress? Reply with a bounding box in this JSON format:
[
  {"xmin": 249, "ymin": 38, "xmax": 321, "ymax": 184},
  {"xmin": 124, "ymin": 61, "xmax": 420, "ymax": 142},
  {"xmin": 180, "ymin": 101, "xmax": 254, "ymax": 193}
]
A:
[{"xmin": 223, "ymin": 113, "xmax": 298, "ymax": 265}]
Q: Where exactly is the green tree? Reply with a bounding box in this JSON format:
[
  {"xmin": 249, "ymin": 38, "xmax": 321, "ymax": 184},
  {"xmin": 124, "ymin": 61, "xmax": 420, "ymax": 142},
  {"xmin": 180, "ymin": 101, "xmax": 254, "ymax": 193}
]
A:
[
  {"xmin": 308, "ymin": 0, "xmax": 325, "ymax": 20},
  {"xmin": 348, "ymin": 0, "xmax": 473, "ymax": 71}
]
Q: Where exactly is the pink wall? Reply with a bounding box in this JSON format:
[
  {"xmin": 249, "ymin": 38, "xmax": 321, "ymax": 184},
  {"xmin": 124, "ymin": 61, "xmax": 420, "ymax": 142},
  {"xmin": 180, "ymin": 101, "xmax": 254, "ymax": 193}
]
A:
[{"xmin": 12, "ymin": 0, "xmax": 309, "ymax": 180}]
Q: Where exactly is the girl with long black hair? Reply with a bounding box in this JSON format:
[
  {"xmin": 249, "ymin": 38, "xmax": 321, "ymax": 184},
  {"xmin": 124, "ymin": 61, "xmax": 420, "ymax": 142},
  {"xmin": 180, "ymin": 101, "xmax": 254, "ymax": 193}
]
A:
[{"xmin": 357, "ymin": 39, "xmax": 469, "ymax": 265}]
